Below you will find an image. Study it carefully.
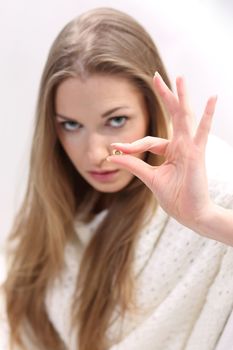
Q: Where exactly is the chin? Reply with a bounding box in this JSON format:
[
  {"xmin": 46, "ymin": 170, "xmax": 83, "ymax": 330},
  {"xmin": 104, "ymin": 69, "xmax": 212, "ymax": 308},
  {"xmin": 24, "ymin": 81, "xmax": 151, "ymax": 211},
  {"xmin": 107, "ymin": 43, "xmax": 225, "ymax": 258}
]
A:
[
  {"xmin": 86, "ymin": 178, "xmax": 132, "ymax": 193},
  {"xmin": 80, "ymin": 172, "xmax": 135, "ymax": 193},
  {"xmin": 90, "ymin": 183, "xmax": 127, "ymax": 193}
]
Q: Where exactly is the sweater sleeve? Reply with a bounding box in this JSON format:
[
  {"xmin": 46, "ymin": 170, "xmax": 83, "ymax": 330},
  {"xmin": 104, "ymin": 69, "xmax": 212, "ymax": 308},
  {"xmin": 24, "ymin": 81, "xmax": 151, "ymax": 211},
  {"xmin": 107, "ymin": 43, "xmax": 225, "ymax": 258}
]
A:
[{"xmin": 215, "ymin": 309, "xmax": 233, "ymax": 350}]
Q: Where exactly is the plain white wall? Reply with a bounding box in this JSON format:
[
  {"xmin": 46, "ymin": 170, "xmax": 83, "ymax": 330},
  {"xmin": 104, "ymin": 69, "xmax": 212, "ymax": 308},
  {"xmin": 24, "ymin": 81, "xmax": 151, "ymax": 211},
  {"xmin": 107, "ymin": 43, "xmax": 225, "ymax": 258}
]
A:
[{"xmin": 0, "ymin": 0, "xmax": 233, "ymax": 245}]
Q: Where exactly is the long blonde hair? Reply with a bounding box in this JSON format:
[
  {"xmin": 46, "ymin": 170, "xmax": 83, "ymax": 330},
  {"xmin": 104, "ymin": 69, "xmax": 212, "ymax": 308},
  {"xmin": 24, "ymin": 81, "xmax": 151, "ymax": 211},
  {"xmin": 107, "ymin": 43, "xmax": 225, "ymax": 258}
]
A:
[{"xmin": 4, "ymin": 7, "xmax": 171, "ymax": 350}]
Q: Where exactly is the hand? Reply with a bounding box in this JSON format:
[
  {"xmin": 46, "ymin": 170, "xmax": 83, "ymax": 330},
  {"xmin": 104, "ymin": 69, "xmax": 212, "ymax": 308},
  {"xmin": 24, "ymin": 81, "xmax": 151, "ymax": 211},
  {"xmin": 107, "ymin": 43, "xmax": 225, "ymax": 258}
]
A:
[{"xmin": 107, "ymin": 72, "xmax": 217, "ymax": 230}]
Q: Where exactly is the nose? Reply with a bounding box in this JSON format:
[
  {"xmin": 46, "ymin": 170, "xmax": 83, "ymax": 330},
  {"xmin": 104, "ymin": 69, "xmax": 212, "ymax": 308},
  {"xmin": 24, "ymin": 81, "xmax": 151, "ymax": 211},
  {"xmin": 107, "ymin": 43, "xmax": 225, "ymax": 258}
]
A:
[{"xmin": 85, "ymin": 132, "xmax": 110, "ymax": 166}]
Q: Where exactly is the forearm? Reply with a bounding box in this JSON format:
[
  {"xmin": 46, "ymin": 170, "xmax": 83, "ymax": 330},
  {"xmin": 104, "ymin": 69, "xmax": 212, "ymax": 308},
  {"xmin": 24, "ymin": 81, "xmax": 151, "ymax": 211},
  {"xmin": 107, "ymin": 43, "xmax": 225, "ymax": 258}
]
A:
[{"xmin": 193, "ymin": 204, "xmax": 233, "ymax": 246}]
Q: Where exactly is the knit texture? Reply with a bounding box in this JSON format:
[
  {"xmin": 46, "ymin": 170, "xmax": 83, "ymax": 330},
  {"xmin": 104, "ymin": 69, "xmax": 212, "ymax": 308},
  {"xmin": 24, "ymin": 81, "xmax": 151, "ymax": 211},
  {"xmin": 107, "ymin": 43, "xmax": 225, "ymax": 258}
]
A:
[{"xmin": 1, "ymin": 135, "xmax": 233, "ymax": 350}]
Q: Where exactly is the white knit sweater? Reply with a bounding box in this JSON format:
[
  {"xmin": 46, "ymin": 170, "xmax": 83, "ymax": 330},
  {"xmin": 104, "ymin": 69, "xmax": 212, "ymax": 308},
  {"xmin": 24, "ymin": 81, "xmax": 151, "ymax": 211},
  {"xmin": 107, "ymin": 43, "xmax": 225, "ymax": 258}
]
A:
[{"xmin": 1, "ymin": 135, "xmax": 233, "ymax": 350}]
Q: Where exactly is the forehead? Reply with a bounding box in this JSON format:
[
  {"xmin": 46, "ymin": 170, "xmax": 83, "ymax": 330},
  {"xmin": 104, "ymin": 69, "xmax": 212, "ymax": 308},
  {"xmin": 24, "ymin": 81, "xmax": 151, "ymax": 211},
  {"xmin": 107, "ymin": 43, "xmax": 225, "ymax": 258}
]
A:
[{"xmin": 55, "ymin": 74, "xmax": 145, "ymax": 116}]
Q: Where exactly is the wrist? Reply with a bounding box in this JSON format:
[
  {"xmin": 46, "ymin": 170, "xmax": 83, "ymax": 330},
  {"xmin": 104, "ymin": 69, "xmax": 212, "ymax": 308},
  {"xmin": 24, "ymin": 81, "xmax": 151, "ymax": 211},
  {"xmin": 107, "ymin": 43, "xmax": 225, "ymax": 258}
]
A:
[{"xmin": 193, "ymin": 203, "xmax": 233, "ymax": 246}]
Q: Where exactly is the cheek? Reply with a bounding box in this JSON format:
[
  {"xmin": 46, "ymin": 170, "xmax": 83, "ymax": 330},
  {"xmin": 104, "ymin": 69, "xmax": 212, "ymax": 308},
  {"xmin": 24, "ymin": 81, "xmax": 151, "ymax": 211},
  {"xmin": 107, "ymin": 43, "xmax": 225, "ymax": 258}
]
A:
[
  {"xmin": 58, "ymin": 135, "xmax": 82, "ymax": 164},
  {"xmin": 123, "ymin": 119, "xmax": 148, "ymax": 160},
  {"xmin": 136, "ymin": 123, "xmax": 148, "ymax": 139},
  {"xmin": 122, "ymin": 119, "xmax": 148, "ymax": 143}
]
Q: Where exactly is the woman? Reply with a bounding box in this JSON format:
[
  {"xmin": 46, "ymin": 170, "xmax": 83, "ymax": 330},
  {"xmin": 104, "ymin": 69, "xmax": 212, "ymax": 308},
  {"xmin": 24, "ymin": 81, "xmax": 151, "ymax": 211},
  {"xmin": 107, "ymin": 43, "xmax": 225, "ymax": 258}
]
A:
[{"xmin": 1, "ymin": 7, "xmax": 233, "ymax": 350}]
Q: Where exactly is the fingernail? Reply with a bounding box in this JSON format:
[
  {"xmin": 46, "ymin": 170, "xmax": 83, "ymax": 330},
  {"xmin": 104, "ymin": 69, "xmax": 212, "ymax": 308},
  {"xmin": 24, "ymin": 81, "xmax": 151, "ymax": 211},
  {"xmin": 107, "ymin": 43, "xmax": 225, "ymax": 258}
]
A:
[
  {"xmin": 154, "ymin": 71, "xmax": 161, "ymax": 78},
  {"xmin": 111, "ymin": 142, "xmax": 123, "ymax": 147},
  {"xmin": 111, "ymin": 142, "xmax": 131, "ymax": 147}
]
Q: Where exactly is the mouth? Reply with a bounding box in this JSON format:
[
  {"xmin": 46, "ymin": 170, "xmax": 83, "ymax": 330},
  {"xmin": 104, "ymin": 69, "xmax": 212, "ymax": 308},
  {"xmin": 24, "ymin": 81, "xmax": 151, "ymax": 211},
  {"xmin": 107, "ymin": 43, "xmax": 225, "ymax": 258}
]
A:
[
  {"xmin": 88, "ymin": 169, "xmax": 119, "ymax": 182},
  {"xmin": 89, "ymin": 169, "xmax": 118, "ymax": 174}
]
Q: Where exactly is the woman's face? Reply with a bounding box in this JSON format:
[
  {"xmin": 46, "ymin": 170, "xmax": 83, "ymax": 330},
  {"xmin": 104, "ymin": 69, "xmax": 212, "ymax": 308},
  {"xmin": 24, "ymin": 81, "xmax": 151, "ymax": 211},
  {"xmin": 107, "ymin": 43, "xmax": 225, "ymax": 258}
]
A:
[{"xmin": 55, "ymin": 74, "xmax": 149, "ymax": 193}]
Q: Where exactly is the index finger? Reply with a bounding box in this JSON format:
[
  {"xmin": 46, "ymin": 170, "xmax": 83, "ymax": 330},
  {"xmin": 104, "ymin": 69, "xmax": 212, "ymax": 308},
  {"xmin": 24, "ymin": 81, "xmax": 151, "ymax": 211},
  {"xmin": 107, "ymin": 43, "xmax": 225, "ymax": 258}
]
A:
[{"xmin": 111, "ymin": 136, "xmax": 169, "ymax": 156}]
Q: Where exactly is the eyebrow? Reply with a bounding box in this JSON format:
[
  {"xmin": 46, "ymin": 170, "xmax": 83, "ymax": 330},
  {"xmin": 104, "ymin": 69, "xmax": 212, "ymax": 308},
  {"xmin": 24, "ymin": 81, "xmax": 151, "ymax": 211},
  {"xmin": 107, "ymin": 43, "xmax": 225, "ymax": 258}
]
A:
[
  {"xmin": 101, "ymin": 106, "xmax": 130, "ymax": 118},
  {"xmin": 55, "ymin": 106, "xmax": 130, "ymax": 121}
]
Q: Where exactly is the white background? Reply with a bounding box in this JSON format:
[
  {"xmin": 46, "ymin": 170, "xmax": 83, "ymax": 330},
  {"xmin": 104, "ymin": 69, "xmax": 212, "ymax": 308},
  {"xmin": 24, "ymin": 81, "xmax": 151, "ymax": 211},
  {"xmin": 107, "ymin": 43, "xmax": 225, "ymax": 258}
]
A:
[{"xmin": 0, "ymin": 0, "xmax": 233, "ymax": 245}]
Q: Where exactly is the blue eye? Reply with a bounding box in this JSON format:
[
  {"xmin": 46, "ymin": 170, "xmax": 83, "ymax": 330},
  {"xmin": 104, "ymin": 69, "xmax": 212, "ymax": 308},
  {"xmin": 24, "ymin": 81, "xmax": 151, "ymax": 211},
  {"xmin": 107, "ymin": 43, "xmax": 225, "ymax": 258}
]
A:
[
  {"xmin": 60, "ymin": 121, "xmax": 82, "ymax": 132},
  {"xmin": 108, "ymin": 116, "xmax": 128, "ymax": 128}
]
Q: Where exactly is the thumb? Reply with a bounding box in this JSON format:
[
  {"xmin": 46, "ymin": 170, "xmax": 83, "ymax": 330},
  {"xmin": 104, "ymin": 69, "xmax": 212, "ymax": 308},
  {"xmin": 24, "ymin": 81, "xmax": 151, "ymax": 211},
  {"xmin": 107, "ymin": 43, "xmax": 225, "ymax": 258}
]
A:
[{"xmin": 106, "ymin": 154, "xmax": 154, "ymax": 190}]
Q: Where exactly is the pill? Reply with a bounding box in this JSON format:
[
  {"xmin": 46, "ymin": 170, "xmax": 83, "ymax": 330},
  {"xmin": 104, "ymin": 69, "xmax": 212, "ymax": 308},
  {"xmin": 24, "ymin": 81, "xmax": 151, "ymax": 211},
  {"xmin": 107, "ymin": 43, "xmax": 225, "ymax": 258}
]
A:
[{"xmin": 112, "ymin": 149, "xmax": 123, "ymax": 155}]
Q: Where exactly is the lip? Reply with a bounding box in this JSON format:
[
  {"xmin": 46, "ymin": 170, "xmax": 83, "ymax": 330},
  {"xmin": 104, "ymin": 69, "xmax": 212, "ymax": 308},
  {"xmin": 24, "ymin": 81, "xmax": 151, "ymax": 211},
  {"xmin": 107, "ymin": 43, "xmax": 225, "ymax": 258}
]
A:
[{"xmin": 88, "ymin": 169, "xmax": 119, "ymax": 182}]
